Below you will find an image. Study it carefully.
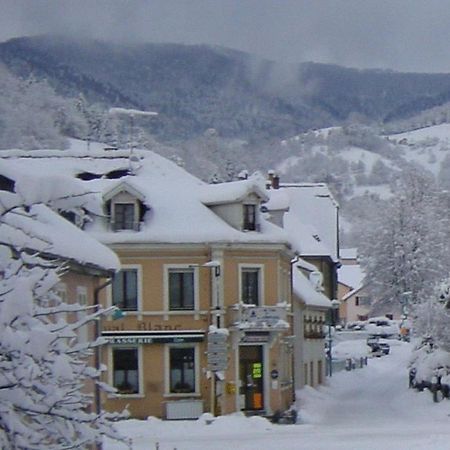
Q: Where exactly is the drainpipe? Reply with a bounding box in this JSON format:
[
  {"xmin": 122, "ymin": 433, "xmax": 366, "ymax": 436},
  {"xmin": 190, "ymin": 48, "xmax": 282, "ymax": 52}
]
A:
[
  {"xmin": 94, "ymin": 277, "xmax": 114, "ymax": 416},
  {"xmin": 290, "ymin": 254, "xmax": 300, "ymax": 395},
  {"xmin": 93, "ymin": 276, "xmax": 115, "ymax": 450}
]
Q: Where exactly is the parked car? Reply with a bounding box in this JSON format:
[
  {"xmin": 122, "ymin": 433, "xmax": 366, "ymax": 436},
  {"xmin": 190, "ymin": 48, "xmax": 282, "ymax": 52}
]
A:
[
  {"xmin": 367, "ymin": 335, "xmax": 390, "ymax": 356},
  {"xmin": 379, "ymin": 342, "xmax": 390, "ymax": 355}
]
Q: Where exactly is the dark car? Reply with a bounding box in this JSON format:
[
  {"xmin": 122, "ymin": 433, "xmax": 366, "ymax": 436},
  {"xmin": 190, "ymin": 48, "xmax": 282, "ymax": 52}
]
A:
[
  {"xmin": 379, "ymin": 342, "xmax": 390, "ymax": 355},
  {"xmin": 367, "ymin": 336, "xmax": 390, "ymax": 356}
]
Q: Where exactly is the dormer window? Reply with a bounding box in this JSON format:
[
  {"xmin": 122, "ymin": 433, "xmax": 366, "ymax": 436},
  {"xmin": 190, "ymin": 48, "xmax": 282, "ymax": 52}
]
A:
[
  {"xmin": 103, "ymin": 181, "xmax": 147, "ymax": 232},
  {"xmin": 243, "ymin": 204, "xmax": 257, "ymax": 231},
  {"xmin": 114, "ymin": 203, "xmax": 136, "ymax": 230}
]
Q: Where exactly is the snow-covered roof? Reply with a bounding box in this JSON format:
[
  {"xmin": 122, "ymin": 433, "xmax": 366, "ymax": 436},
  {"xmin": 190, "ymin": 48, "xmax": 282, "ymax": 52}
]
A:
[
  {"xmin": 293, "ymin": 268, "xmax": 331, "ymax": 309},
  {"xmin": 103, "ymin": 180, "xmax": 146, "ymax": 203},
  {"xmin": 277, "ymin": 183, "xmax": 339, "ymax": 261},
  {"xmin": 262, "ymin": 189, "xmax": 289, "ymax": 211},
  {"xmin": 0, "ymin": 140, "xmax": 291, "ymax": 247},
  {"xmin": 199, "ymin": 175, "xmax": 269, "ymax": 205},
  {"xmin": 340, "ymin": 248, "xmax": 358, "ymax": 260},
  {"xmin": 338, "ymin": 264, "xmax": 365, "ymax": 290},
  {"xmin": 0, "ymin": 204, "xmax": 120, "ymax": 272},
  {"xmin": 268, "ymin": 185, "xmax": 338, "ymax": 260},
  {"xmin": 342, "ymin": 285, "xmax": 364, "ymax": 302}
]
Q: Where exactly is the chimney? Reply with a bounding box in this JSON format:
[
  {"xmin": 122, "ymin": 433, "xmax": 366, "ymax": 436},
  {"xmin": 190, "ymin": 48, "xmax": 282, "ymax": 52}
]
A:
[
  {"xmin": 267, "ymin": 170, "xmax": 280, "ymax": 189},
  {"xmin": 238, "ymin": 169, "xmax": 249, "ymax": 180}
]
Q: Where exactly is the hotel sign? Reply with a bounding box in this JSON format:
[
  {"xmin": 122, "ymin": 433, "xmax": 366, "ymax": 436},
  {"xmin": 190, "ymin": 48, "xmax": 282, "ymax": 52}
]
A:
[{"xmin": 240, "ymin": 306, "xmax": 287, "ymax": 329}]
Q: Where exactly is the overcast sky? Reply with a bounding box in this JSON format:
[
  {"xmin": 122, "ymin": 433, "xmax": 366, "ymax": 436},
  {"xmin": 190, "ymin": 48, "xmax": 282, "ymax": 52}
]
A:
[{"xmin": 2, "ymin": 0, "xmax": 450, "ymax": 73}]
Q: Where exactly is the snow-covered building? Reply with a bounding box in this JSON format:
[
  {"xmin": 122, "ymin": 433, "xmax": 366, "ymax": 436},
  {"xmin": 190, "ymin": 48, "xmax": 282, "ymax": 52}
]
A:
[
  {"xmin": 265, "ymin": 174, "xmax": 338, "ymax": 388},
  {"xmin": 292, "ymin": 262, "xmax": 331, "ymax": 388},
  {"xmin": 0, "ymin": 166, "xmax": 121, "ymax": 415},
  {"xmin": 337, "ymin": 249, "xmax": 370, "ymax": 323},
  {"xmin": 1, "ymin": 143, "xmax": 296, "ymax": 419}
]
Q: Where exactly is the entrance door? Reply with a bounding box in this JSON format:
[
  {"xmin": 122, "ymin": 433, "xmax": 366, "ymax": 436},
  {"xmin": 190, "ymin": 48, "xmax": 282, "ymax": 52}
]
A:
[{"xmin": 239, "ymin": 345, "xmax": 264, "ymax": 411}]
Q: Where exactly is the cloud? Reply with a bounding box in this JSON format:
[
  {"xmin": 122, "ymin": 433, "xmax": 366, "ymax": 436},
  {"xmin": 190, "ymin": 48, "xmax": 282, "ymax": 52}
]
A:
[{"xmin": 1, "ymin": 0, "xmax": 450, "ymax": 73}]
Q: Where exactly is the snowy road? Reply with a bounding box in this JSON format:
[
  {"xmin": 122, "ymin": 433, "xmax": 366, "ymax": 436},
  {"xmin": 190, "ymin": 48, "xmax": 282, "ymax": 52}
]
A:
[{"xmin": 107, "ymin": 341, "xmax": 450, "ymax": 450}]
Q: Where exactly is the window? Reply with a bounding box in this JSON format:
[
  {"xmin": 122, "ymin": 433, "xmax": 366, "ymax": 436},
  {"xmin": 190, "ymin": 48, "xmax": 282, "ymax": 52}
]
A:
[
  {"xmin": 241, "ymin": 268, "xmax": 260, "ymax": 305},
  {"xmin": 169, "ymin": 347, "xmax": 195, "ymax": 393},
  {"xmin": 76, "ymin": 286, "xmax": 88, "ymax": 342},
  {"xmin": 169, "ymin": 269, "xmax": 195, "ymax": 310},
  {"xmin": 114, "ymin": 203, "xmax": 135, "ymax": 230},
  {"xmin": 76, "ymin": 286, "xmax": 88, "ymax": 306},
  {"xmin": 55, "ymin": 283, "xmax": 67, "ymax": 303},
  {"xmin": 113, "ymin": 348, "xmax": 139, "ymax": 394},
  {"xmin": 243, "ymin": 204, "xmax": 257, "ymax": 231},
  {"xmin": 113, "ymin": 269, "xmax": 138, "ymax": 311}
]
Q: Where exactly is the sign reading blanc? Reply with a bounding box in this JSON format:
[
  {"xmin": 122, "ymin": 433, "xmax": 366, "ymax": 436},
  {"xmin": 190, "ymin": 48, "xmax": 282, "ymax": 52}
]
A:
[{"xmin": 207, "ymin": 331, "xmax": 228, "ymax": 372}]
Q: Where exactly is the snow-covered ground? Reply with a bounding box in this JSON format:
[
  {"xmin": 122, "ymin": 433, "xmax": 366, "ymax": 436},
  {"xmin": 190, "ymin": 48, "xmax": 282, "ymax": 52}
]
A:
[{"xmin": 105, "ymin": 341, "xmax": 450, "ymax": 450}]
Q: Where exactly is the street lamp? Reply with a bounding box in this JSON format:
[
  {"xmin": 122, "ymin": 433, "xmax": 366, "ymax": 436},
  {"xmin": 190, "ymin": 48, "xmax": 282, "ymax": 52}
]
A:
[{"xmin": 327, "ymin": 299, "xmax": 340, "ymax": 377}]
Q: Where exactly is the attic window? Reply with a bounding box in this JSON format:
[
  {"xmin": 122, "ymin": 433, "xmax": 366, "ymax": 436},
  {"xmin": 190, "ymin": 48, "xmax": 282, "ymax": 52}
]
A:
[
  {"xmin": 76, "ymin": 172, "xmax": 102, "ymax": 181},
  {"xmin": 243, "ymin": 204, "xmax": 257, "ymax": 231},
  {"xmin": 0, "ymin": 175, "xmax": 15, "ymax": 192},
  {"xmin": 114, "ymin": 203, "xmax": 136, "ymax": 231},
  {"xmin": 106, "ymin": 169, "xmax": 130, "ymax": 179}
]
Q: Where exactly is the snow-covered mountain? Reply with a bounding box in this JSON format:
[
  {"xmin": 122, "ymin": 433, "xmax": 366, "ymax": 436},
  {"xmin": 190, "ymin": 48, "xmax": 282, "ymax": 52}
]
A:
[{"xmin": 4, "ymin": 35, "xmax": 450, "ymax": 143}]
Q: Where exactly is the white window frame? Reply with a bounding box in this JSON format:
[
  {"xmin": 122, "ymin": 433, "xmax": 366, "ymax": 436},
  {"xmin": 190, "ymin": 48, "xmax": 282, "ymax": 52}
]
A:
[
  {"xmin": 164, "ymin": 343, "xmax": 200, "ymax": 397},
  {"xmin": 109, "ymin": 264, "xmax": 143, "ymax": 313},
  {"xmin": 55, "ymin": 282, "xmax": 67, "ymax": 303},
  {"xmin": 108, "ymin": 345, "xmax": 144, "ymax": 398},
  {"xmin": 243, "ymin": 203, "xmax": 258, "ymax": 231},
  {"xmin": 238, "ymin": 264, "xmax": 265, "ymax": 306},
  {"xmin": 75, "ymin": 286, "xmax": 89, "ymax": 342},
  {"xmin": 111, "ymin": 200, "xmax": 140, "ymax": 231},
  {"xmin": 163, "ymin": 264, "xmax": 199, "ymax": 314},
  {"xmin": 76, "ymin": 286, "xmax": 88, "ymax": 306}
]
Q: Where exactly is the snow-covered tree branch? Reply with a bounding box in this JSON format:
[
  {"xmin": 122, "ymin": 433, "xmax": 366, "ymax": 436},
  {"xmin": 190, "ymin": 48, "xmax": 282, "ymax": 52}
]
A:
[{"xmin": 0, "ymin": 177, "xmax": 129, "ymax": 449}]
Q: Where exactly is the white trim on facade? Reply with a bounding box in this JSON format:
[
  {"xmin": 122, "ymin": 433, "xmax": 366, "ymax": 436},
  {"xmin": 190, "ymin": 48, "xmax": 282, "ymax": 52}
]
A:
[
  {"xmin": 107, "ymin": 264, "xmax": 143, "ymax": 316},
  {"xmin": 238, "ymin": 263, "xmax": 265, "ymax": 306},
  {"xmin": 163, "ymin": 343, "xmax": 201, "ymax": 397},
  {"xmin": 107, "ymin": 344, "xmax": 145, "ymax": 398},
  {"xmin": 163, "ymin": 264, "xmax": 200, "ymax": 320}
]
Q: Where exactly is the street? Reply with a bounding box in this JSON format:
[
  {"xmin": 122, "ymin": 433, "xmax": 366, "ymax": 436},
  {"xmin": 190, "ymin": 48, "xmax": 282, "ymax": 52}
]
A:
[{"xmin": 107, "ymin": 341, "xmax": 450, "ymax": 450}]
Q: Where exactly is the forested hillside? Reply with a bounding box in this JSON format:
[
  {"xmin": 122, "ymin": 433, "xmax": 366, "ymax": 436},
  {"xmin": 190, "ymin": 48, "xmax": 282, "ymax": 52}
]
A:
[{"xmin": 3, "ymin": 36, "xmax": 450, "ymax": 142}]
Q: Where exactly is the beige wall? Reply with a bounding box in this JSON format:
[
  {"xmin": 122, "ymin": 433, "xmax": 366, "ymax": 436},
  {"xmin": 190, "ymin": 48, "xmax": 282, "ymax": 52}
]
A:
[{"xmin": 101, "ymin": 244, "xmax": 295, "ymax": 418}]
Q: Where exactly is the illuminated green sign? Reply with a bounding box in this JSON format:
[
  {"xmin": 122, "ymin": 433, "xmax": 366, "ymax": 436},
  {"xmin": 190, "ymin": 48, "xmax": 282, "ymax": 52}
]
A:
[{"xmin": 252, "ymin": 362, "xmax": 262, "ymax": 379}]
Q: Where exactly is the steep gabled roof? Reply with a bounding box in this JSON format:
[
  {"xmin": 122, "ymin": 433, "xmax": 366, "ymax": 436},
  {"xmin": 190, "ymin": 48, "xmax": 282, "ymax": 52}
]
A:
[
  {"xmin": 293, "ymin": 268, "xmax": 331, "ymax": 309},
  {"xmin": 268, "ymin": 187, "xmax": 335, "ymax": 259},
  {"xmin": 0, "ymin": 203, "xmax": 120, "ymax": 273},
  {"xmin": 338, "ymin": 264, "xmax": 365, "ymax": 290},
  {"xmin": 0, "ymin": 140, "xmax": 290, "ymax": 247},
  {"xmin": 103, "ymin": 179, "xmax": 146, "ymax": 203},
  {"xmin": 199, "ymin": 176, "xmax": 269, "ymax": 206},
  {"xmin": 276, "ymin": 183, "xmax": 339, "ymax": 261}
]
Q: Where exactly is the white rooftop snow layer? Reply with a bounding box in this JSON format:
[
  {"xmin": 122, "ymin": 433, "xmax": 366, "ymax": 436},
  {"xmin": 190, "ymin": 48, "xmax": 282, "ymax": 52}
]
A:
[
  {"xmin": 199, "ymin": 174, "xmax": 269, "ymax": 205},
  {"xmin": 0, "ymin": 203, "xmax": 120, "ymax": 272},
  {"xmin": 277, "ymin": 183, "xmax": 339, "ymax": 261},
  {"xmin": 262, "ymin": 189, "xmax": 289, "ymax": 211},
  {"xmin": 0, "ymin": 142, "xmax": 290, "ymax": 247},
  {"xmin": 338, "ymin": 264, "xmax": 365, "ymax": 290},
  {"xmin": 293, "ymin": 267, "xmax": 331, "ymax": 308},
  {"xmin": 339, "ymin": 248, "xmax": 358, "ymax": 260},
  {"xmin": 268, "ymin": 187, "xmax": 335, "ymax": 259}
]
